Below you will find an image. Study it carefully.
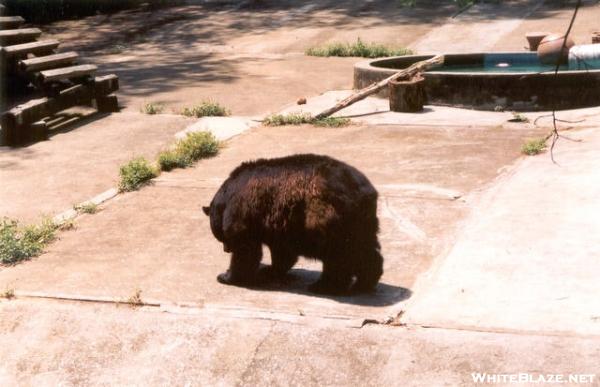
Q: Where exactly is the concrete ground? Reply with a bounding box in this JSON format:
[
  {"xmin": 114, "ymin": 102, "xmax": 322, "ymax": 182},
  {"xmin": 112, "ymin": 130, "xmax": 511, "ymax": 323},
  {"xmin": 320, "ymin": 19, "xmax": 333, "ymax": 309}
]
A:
[
  {"xmin": 0, "ymin": 117, "xmax": 545, "ymax": 319},
  {"xmin": 42, "ymin": 0, "xmax": 456, "ymax": 116},
  {"xmin": 2, "ymin": 298, "xmax": 600, "ymax": 386},
  {"xmin": 404, "ymin": 127, "xmax": 600, "ymax": 337},
  {"xmin": 0, "ymin": 111, "xmax": 194, "ymax": 223},
  {"xmin": 2, "ymin": 0, "xmax": 600, "ymax": 384},
  {"xmin": 1, "ymin": 119, "xmax": 600, "ymax": 384}
]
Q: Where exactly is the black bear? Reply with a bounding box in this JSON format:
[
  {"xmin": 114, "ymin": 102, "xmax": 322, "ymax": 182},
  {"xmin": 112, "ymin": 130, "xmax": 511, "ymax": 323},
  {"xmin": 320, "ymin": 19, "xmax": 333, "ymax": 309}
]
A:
[{"xmin": 202, "ymin": 154, "xmax": 383, "ymax": 294}]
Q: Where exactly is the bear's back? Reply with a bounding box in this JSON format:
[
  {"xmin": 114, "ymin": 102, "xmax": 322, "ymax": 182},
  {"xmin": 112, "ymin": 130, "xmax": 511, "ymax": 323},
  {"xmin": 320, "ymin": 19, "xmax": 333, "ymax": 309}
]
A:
[{"xmin": 223, "ymin": 153, "xmax": 377, "ymax": 215}]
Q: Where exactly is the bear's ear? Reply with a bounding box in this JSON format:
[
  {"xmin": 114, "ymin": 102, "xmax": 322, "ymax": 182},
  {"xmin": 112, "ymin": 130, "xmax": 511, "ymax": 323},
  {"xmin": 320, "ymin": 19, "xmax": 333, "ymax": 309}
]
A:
[{"xmin": 202, "ymin": 206, "xmax": 210, "ymax": 216}]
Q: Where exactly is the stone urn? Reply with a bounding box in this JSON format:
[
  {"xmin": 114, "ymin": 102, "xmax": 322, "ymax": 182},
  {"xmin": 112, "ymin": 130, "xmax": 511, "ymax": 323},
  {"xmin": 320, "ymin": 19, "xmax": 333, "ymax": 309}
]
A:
[
  {"xmin": 537, "ymin": 33, "xmax": 575, "ymax": 65},
  {"xmin": 526, "ymin": 32, "xmax": 550, "ymax": 51}
]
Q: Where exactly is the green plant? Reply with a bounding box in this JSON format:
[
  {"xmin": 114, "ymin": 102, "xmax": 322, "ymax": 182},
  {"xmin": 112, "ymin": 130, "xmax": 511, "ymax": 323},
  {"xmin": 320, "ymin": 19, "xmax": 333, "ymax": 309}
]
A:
[
  {"xmin": 398, "ymin": 0, "xmax": 417, "ymax": 7},
  {"xmin": 455, "ymin": 0, "xmax": 476, "ymax": 8},
  {"xmin": 127, "ymin": 288, "xmax": 143, "ymax": 307},
  {"xmin": 58, "ymin": 219, "xmax": 76, "ymax": 231},
  {"xmin": 141, "ymin": 102, "xmax": 164, "ymax": 115},
  {"xmin": 306, "ymin": 38, "xmax": 413, "ymax": 58},
  {"xmin": 399, "ymin": 0, "xmax": 475, "ymax": 7},
  {"xmin": 1, "ymin": 218, "xmax": 58, "ymax": 265},
  {"xmin": 118, "ymin": 157, "xmax": 158, "ymax": 192},
  {"xmin": 263, "ymin": 113, "xmax": 313, "ymax": 126},
  {"xmin": 313, "ymin": 117, "xmax": 351, "ymax": 127},
  {"xmin": 158, "ymin": 132, "xmax": 220, "ymax": 172},
  {"xmin": 157, "ymin": 149, "xmax": 188, "ymax": 171},
  {"xmin": 175, "ymin": 132, "xmax": 220, "ymax": 162},
  {"xmin": 182, "ymin": 101, "xmax": 229, "ymax": 118},
  {"xmin": 74, "ymin": 202, "xmax": 98, "ymax": 214},
  {"xmin": 108, "ymin": 43, "xmax": 131, "ymax": 55},
  {"xmin": 1, "ymin": 287, "xmax": 15, "ymax": 299},
  {"xmin": 509, "ymin": 112, "xmax": 529, "ymax": 123},
  {"xmin": 263, "ymin": 113, "xmax": 351, "ymax": 127},
  {"xmin": 521, "ymin": 138, "xmax": 547, "ymax": 155}
]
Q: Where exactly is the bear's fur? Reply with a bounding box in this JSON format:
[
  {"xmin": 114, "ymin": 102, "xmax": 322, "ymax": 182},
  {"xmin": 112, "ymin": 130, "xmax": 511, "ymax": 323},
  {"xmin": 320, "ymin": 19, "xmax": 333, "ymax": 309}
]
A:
[{"xmin": 203, "ymin": 154, "xmax": 383, "ymax": 294}]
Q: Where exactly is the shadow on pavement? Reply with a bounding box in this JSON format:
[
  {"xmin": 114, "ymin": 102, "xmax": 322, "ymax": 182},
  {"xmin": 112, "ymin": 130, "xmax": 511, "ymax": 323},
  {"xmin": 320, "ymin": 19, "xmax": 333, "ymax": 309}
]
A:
[{"xmin": 238, "ymin": 268, "xmax": 412, "ymax": 307}]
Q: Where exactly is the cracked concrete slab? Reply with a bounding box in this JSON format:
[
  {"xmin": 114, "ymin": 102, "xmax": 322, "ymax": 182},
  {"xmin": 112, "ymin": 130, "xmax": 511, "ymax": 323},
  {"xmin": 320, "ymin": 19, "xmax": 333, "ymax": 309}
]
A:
[
  {"xmin": 1, "ymin": 298, "xmax": 599, "ymax": 386},
  {"xmin": 403, "ymin": 128, "xmax": 600, "ymax": 336},
  {"xmin": 3, "ymin": 2, "xmax": 600, "ymax": 383},
  {"xmin": 175, "ymin": 116, "xmax": 261, "ymax": 141},
  {"xmin": 0, "ymin": 123, "xmax": 543, "ymax": 321},
  {"xmin": 0, "ymin": 112, "xmax": 193, "ymax": 223}
]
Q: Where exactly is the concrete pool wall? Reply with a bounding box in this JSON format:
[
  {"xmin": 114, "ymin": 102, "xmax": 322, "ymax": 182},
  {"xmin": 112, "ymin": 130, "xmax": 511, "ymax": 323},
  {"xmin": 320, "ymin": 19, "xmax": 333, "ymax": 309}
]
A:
[{"xmin": 354, "ymin": 53, "xmax": 600, "ymax": 111}]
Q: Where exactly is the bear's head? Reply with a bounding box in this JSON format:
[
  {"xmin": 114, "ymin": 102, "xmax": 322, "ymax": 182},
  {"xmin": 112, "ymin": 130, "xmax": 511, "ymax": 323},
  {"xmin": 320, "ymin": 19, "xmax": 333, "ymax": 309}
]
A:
[{"xmin": 202, "ymin": 202, "xmax": 232, "ymax": 252}]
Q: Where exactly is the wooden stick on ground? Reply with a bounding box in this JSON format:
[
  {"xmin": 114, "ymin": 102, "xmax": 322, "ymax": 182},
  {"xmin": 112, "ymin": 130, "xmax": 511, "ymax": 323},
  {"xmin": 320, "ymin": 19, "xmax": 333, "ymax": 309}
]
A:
[{"xmin": 314, "ymin": 54, "xmax": 444, "ymax": 120}]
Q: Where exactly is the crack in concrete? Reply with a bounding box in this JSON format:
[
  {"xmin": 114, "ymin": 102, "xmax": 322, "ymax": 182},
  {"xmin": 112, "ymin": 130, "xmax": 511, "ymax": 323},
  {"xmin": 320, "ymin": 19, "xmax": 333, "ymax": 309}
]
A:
[
  {"xmin": 235, "ymin": 322, "xmax": 275, "ymax": 386},
  {"xmin": 9, "ymin": 291, "xmax": 364, "ymax": 327},
  {"xmin": 6, "ymin": 294, "xmax": 600, "ymax": 341},
  {"xmin": 402, "ymin": 322, "xmax": 600, "ymax": 340}
]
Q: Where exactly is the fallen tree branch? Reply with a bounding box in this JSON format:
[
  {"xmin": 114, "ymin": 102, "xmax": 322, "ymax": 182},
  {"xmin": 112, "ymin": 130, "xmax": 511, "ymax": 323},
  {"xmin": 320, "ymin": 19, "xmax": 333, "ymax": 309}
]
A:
[{"xmin": 314, "ymin": 54, "xmax": 444, "ymax": 119}]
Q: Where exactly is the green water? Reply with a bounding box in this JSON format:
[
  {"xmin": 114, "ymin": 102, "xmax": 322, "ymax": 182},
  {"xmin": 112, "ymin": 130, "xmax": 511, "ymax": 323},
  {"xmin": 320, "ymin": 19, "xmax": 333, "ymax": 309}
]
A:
[
  {"xmin": 430, "ymin": 63, "xmax": 569, "ymax": 73},
  {"xmin": 425, "ymin": 53, "xmax": 571, "ymax": 73}
]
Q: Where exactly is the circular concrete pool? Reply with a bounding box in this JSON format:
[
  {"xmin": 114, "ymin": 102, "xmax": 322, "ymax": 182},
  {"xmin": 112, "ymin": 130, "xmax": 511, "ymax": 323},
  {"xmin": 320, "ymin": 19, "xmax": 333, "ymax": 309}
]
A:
[{"xmin": 354, "ymin": 52, "xmax": 600, "ymax": 111}]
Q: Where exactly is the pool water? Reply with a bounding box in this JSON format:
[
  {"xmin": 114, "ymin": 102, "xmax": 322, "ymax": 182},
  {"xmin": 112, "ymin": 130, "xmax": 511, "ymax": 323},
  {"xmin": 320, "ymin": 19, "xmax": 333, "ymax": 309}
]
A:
[
  {"xmin": 429, "ymin": 53, "xmax": 569, "ymax": 73},
  {"xmin": 432, "ymin": 63, "xmax": 569, "ymax": 73},
  {"xmin": 356, "ymin": 52, "xmax": 600, "ymax": 111}
]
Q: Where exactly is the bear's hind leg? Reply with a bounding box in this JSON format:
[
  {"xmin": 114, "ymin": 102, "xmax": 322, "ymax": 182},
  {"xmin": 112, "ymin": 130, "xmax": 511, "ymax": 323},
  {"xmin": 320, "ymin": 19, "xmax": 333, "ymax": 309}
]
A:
[
  {"xmin": 217, "ymin": 242, "xmax": 262, "ymax": 286},
  {"xmin": 308, "ymin": 258, "xmax": 353, "ymax": 295},
  {"xmin": 350, "ymin": 246, "xmax": 383, "ymax": 294}
]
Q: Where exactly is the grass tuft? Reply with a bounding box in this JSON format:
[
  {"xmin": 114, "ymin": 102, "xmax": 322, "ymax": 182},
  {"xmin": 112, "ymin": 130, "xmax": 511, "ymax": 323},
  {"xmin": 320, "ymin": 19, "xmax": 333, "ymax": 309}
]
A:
[
  {"xmin": 118, "ymin": 157, "xmax": 158, "ymax": 192},
  {"xmin": 313, "ymin": 117, "xmax": 351, "ymax": 127},
  {"xmin": 263, "ymin": 113, "xmax": 351, "ymax": 127},
  {"xmin": 157, "ymin": 149, "xmax": 188, "ymax": 172},
  {"xmin": 509, "ymin": 112, "xmax": 529, "ymax": 123},
  {"xmin": 306, "ymin": 38, "xmax": 413, "ymax": 58},
  {"xmin": 141, "ymin": 102, "xmax": 164, "ymax": 115},
  {"xmin": 1, "ymin": 287, "xmax": 15, "ymax": 299},
  {"xmin": 126, "ymin": 289, "xmax": 143, "ymax": 308},
  {"xmin": 1, "ymin": 218, "xmax": 58, "ymax": 265},
  {"xmin": 521, "ymin": 138, "xmax": 547, "ymax": 155},
  {"xmin": 158, "ymin": 131, "xmax": 220, "ymax": 172},
  {"xmin": 398, "ymin": 0, "xmax": 417, "ymax": 7},
  {"xmin": 74, "ymin": 202, "xmax": 98, "ymax": 214},
  {"xmin": 263, "ymin": 113, "xmax": 313, "ymax": 126},
  {"xmin": 182, "ymin": 101, "xmax": 229, "ymax": 118}
]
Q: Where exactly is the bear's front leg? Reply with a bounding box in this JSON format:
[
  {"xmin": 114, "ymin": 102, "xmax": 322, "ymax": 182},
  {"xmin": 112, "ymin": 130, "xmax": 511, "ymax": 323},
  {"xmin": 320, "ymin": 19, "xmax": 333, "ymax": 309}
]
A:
[
  {"xmin": 256, "ymin": 245, "xmax": 299, "ymax": 284},
  {"xmin": 217, "ymin": 242, "xmax": 262, "ymax": 286}
]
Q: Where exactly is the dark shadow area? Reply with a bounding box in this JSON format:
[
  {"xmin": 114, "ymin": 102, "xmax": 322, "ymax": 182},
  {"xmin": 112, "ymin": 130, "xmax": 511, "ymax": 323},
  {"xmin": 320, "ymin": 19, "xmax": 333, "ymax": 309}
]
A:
[
  {"xmin": 460, "ymin": 0, "xmax": 598, "ymax": 22},
  {"xmin": 343, "ymin": 107, "xmax": 435, "ymax": 118},
  {"xmin": 97, "ymin": 53, "xmax": 239, "ymax": 99},
  {"xmin": 239, "ymin": 267, "xmax": 412, "ymax": 307},
  {"xmin": 3, "ymin": 0, "xmax": 185, "ymax": 24},
  {"xmin": 46, "ymin": 111, "xmax": 111, "ymax": 138},
  {"xmin": 0, "ymin": 110, "xmax": 110, "ymax": 149},
  {"xmin": 39, "ymin": 0, "xmax": 456, "ymax": 57}
]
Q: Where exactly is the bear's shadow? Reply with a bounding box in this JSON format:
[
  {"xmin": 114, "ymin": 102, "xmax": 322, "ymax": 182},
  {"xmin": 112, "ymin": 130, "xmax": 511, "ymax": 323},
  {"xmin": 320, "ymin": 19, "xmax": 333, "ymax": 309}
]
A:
[{"xmin": 249, "ymin": 268, "xmax": 412, "ymax": 307}]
